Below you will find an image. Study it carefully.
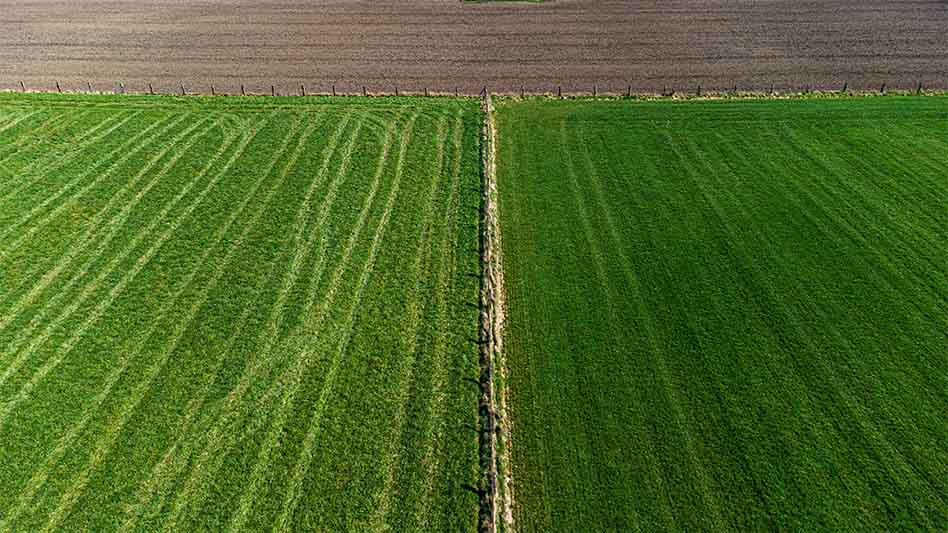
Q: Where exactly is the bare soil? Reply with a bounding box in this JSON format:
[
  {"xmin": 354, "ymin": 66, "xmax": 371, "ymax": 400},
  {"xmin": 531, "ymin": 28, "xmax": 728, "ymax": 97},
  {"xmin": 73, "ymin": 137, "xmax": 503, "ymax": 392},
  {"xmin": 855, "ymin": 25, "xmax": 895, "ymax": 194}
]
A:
[{"xmin": 1, "ymin": 0, "xmax": 946, "ymax": 95}]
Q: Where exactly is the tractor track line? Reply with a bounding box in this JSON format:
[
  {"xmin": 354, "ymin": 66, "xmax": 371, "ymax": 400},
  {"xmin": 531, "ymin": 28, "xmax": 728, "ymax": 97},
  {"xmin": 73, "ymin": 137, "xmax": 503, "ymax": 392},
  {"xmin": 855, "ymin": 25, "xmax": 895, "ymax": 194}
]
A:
[
  {"xmin": 0, "ymin": 114, "xmax": 206, "ymax": 334},
  {"xmin": 368, "ymin": 116, "xmax": 448, "ymax": 531},
  {"xmin": 158, "ymin": 113, "xmax": 387, "ymax": 529},
  {"xmin": 0, "ymin": 110, "xmax": 140, "ymax": 207},
  {"xmin": 0, "ymin": 112, "xmax": 186, "ymax": 261},
  {"xmin": 0, "ymin": 117, "xmax": 216, "ymax": 393},
  {"xmin": 227, "ymin": 115, "xmax": 416, "ymax": 532}
]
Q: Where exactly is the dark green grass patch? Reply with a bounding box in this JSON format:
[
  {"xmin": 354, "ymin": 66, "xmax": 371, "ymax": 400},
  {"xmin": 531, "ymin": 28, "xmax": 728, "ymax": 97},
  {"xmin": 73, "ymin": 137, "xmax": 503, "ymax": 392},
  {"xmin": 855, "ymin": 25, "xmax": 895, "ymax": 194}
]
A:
[
  {"xmin": 495, "ymin": 96, "xmax": 948, "ymax": 530},
  {"xmin": 0, "ymin": 93, "xmax": 482, "ymax": 531}
]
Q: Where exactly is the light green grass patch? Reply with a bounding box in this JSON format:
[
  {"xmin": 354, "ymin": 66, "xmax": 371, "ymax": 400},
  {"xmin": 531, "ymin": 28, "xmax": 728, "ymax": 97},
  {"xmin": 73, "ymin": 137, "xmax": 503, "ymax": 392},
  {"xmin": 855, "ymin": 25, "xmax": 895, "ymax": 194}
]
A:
[{"xmin": 0, "ymin": 93, "xmax": 483, "ymax": 531}]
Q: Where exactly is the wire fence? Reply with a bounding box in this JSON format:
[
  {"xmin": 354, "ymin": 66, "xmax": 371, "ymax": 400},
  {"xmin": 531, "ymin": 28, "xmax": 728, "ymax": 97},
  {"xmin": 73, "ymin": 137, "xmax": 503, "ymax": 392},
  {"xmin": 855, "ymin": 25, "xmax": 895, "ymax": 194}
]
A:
[{"xmin": 4, "ymin": 79, "xmax": 942, "ymax": 98}]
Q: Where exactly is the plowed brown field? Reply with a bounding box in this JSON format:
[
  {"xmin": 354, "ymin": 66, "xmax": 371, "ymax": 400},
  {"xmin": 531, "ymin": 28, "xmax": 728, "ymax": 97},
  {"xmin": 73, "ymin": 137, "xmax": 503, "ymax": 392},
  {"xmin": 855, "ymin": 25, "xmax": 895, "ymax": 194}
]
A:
[{"xmin": 2, "ymin": 0, "xmax": 946, "ymax": 95}]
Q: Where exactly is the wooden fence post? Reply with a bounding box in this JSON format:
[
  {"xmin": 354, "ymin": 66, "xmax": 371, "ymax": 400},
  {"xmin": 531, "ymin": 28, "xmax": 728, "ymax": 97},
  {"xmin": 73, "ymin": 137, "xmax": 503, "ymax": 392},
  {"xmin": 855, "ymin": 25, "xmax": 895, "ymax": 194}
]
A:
[
  {"xmin": 332, "ymin": 84, "xmax": 336, "ymax": 97},
  {"xmin": 557, "ymin": 85, "xmax": 562, "ymax": 97},
  {"xmin": 271, "ymin": 85, "xmax": 275, "ymax": 96},
  {"xmin": 593, "ymin": 84, "xmax": 597, "ymax": 97},
  {"xmin": 696, "ymin": 84, "xmax": 701, "ymax": 96},
  {"xmin": 627, "ymin": 85, "xmax": 631, "ymax": 97},
  {"xmin": 301, "ymin": 84, "xmax": 305, "ymax": 96}
]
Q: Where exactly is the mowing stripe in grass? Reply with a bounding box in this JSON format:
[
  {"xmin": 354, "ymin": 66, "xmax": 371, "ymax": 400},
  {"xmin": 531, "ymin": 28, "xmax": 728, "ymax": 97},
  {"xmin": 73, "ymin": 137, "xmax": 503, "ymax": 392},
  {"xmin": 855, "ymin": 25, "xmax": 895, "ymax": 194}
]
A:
[
  {"xmin": 269, "ymin": 112, "xmax": 420, "ymax": 531},
  {"xmin": 681, "ymin": 126, "xmax": 928, "ymax": 511},
  {"xmin": 776, "ymin": 125, "xmax": 946, "ymax": 316},
  {"xmin": 0, "ymin": 109, "xmax": 103, "ymax": 172},
  {"xmin": 154, "ymin": 114, "xmax": 350, "ymax": 530},
  {"xmin": 0, "ymin": 112, "xmax": 186, "ymax": 261},
  {"xmin": 796, "ymin": 124, "xmax": 948, "ymax": 286},
  {"xmin": 105, "ymin": 113, "xmax": 315, "ymax": 530},
  {"xmin": 0, "ymin": 109, "xmax": 40, "ymax": 136},
  {"xmin": 0, "ymin": 110, "xmax": 141, "ymax": 206},
  {"xmin": 150, "ymin": 115, "xmax": 368, "ymax": 521},
  {"xmin": 117, "ymin": 165, "xmax": 289, "ymax": 529},
  {"xmin": 0, "ymin": 119, "xmax": 222, "ymax": 424},
  {"xmin": 672, "ymin": 129, "xmax": 944, "ymax": 525},
  {"xmin": 0, "ymin": 96, "xmax": 483, "ymax": 530},
  {"xmin": 227, "ymin": 114, "xmax": 415, "ymax": 532},
  {"xmin": 0, "ymin": 111, "xmax": 65, "ymax": 161},
  {"xmin": 0, "ymin": 111, "xmax": 72, "ymax": 164},
  {"xmin": 576, "ymin": 124, "xmax": 684, "ymax": 530},
  {"xmin": 368, "ymin": 116, "xmax": 448, "ymax": 530},
  {"xmin": 0, "ymin": 113, "xmax": 200, "ymax": 356},
  {"xmin": 37, "ymin": 116, "xmax": 316, "ymax": 532},
  {"xmin": 0, "ymin": 116, "xmax": 214, "ymax": 377},
  {"xmin": 558, "ymin": 124, "xmax": 657, "ymax": 531},
  {"xmin": 0, "ymin": 116, "xmax": 254, "ymax": 527},
  {"xmin": 413, "ymin": 110, "xmax": 465, "ymax": 527},
  {"xmin": 711, "ymin": 128, "xmax": 948, "ymax": 508}
]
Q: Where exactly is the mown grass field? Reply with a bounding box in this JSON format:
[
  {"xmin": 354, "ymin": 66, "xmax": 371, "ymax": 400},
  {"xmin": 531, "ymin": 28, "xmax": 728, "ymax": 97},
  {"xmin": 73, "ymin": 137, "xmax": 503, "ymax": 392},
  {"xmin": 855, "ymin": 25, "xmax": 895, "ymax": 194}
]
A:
[
  {"xmin": 496, "ymin": 96, "xmax": 948, "ymax": 530},
  {"xmin": 0, "ymin": 93, "xmax": 482, "ymax": 530}
]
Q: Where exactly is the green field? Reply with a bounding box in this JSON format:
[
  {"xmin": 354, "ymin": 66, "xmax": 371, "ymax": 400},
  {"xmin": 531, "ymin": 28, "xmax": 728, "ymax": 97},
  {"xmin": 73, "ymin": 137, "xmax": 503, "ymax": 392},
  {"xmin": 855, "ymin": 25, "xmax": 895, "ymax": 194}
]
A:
[
  {"xmin": 495, "ymin": 96, "xmax": 948, "ymax": 530},
  {"xmin": 0, "ymin": 94, "xmax": 482, "ymax": 530}
]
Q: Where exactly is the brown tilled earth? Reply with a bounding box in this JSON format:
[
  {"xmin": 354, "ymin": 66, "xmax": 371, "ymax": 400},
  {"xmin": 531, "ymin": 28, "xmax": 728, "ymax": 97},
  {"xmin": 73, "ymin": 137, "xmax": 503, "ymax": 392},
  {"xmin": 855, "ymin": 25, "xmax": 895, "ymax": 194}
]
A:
[{"xmin": 1, "ymin": 0, "xmax": 946, "ymax": 96}]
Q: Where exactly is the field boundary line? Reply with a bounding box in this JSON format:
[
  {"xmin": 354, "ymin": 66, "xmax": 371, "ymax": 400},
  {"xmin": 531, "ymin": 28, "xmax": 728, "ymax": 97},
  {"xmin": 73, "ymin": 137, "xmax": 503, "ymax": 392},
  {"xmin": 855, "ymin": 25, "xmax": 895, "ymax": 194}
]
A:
[{"xmin": 479, "ymin": 93, "xmax": 513, "ymax": 533}]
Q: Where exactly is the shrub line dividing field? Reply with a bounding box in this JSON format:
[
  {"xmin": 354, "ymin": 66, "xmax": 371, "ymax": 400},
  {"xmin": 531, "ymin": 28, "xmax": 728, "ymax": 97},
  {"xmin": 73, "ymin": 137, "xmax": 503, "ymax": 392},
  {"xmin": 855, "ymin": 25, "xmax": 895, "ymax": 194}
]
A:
[{"xmin": 477, "ymin": 93, "xmax": 514, "ymax": 533}]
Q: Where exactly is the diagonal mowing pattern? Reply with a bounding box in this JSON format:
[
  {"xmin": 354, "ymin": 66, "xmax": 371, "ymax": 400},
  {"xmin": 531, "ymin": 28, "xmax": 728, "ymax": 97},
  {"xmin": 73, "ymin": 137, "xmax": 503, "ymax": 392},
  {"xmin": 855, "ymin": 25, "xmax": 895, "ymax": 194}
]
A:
[{"xmin": 0, "ymin": 94, "xmax": 482, "ymax": 531}]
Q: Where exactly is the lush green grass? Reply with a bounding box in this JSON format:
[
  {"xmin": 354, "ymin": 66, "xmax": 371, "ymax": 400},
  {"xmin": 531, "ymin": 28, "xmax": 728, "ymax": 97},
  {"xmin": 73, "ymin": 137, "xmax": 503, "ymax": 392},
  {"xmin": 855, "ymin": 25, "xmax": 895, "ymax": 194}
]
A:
[
  {"xmin": 496, "ymin": 96, "xmax": 948, "ymax": 530},
  {"xmin": 0, "ymin": 93, "xmax": 482, "ymax": 530}
]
